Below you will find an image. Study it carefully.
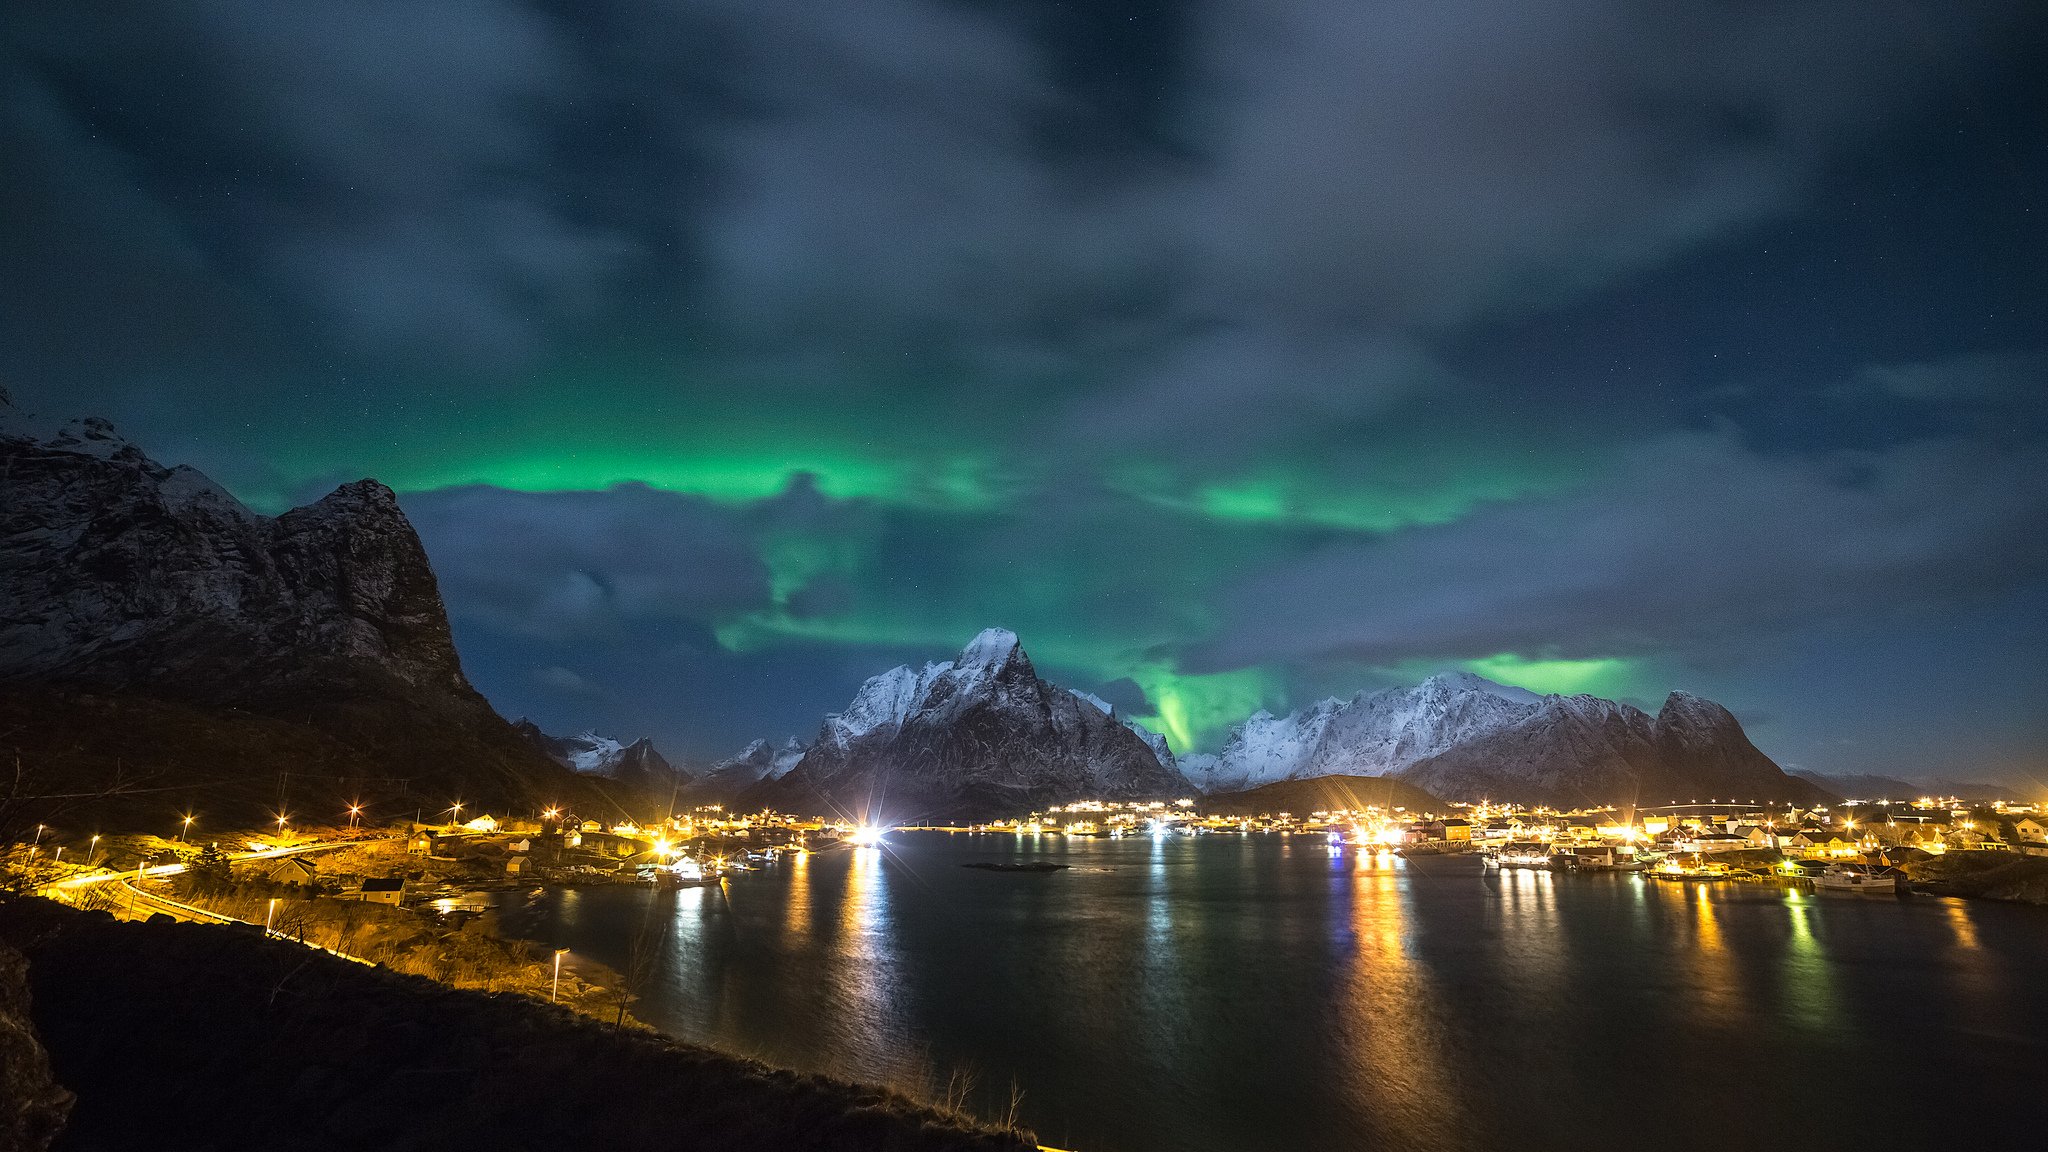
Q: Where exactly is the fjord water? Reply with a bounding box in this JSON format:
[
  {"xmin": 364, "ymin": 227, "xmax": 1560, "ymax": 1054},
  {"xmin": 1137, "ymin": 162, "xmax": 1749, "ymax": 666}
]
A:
[{"xmin": 499, "ymin": 834, "xmax": 2048, "ymax": 1152}]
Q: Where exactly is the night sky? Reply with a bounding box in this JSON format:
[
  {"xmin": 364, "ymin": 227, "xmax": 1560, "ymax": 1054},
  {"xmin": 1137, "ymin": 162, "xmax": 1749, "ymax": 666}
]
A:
[{"xmin": 4, "ymin": 2, "xmax": 2044, "ymax": 783}]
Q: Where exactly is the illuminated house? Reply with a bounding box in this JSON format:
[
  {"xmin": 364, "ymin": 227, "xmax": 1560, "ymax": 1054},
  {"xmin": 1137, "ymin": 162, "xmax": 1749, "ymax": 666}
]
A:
[
  {"xmin": 267, "ymin": 857, "xmax": 318, "ymax": 885},
  {"xmin": 1420, "ymin": 819, "xmax": 1472, "ymax": 842},
  {"xmin": 355, "ymin": 877, "xmax": 404, "ymax": 906}
]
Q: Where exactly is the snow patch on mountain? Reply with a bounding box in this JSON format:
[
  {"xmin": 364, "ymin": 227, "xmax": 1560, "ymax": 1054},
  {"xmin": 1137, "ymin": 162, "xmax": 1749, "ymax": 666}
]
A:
[
  {"xmin": 752, "ymin": 629, "xmax": 1188, "ymax": 818},
  {"xmin": 565, "ymin": 731, "xmax": 627, "ymax": 775}
]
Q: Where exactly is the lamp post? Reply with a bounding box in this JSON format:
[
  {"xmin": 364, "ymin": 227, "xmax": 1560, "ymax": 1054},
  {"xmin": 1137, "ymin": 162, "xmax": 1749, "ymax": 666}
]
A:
[
  {"xmin": 552, "ymin": 948, "xmax": 569, "ymax": 1003},
  {"xmin": 266, "ymin": 898, "xmax": 278, "ymax": 937},
  {"xmin": 88, "ymin": 835, "xmax": 100, "ymax": 868},
  {"xmin": 346, "ymin": 803, "xmax": 362, "ymax": 831},
  {"xmin": 449, "ymin": 801, "xmax": 464, "ymax": 829},
  {"xmin": 179, "ymin": 814, "xmax": 194, "ymax": 842}
]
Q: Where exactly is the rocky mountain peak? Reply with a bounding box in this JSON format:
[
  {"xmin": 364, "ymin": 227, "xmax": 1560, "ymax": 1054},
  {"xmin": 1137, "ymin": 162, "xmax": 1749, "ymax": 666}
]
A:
[
  {"xmin": 749, "ymin": 628, "xmax": 1186, "ymax": 820},
  {"xmin": 2, "ymin": 401, "xmax": 609, "ymax": 823}
]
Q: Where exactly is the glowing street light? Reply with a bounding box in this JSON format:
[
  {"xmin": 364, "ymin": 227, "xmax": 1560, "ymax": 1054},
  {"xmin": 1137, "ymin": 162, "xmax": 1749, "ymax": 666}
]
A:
[
  {"xmin": 178, "ymin": 814, "xmax": 195, "ymax": 841},
  {"xmin": 542, "ymin": 806, "xmax": 560, "ymax": 821},
  {"xmin": 346, "ymin": 802, "xmax": 363, "ymax": 831},
  {"xmin": 448, "ymin": 801, "xmax": 464, "ymax": 827},
  {"xmin": 552, "ymin": 948, "xmax": 569, "ymax": 1003},
  {"xmin": 266, "ymin": 898, "xmax": 279, "ymax": 936},
  {"xmin": 88, "ymin": 835, "xmax": 100, "ymax": 867}
]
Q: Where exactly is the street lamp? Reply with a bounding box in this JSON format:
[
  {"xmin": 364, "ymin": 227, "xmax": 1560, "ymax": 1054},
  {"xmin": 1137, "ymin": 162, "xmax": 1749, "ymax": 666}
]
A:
[
  {"xmin": 88, "ymin": 835, "xmax": 100, "ymax": 867},
  {"xmin": 346, "ymin": 802, "xmax": 363, "ymax": 831},
  {"xmin": 179, "ymin": 814, "xmax": 195, "ymax": 841},
  {"xmin": 266, "ymin": 898, "xmax": 278, "ymax": 936},
  {"xmin": 552, "ymin": 948, "xmax": 569, "ymax": 1003}
]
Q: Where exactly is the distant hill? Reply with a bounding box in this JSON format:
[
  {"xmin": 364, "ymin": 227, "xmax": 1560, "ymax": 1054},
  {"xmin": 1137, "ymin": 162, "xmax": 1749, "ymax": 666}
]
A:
[
  {"xmin": 0, "ymin": 393, "xmax": 640, "ymax": 832},
  {"xmin": 1198, "ymin": 774, "xmax": 1446, "ymax": 817},
  {"xmin": 1792, "ymin": 771, "xmax": 2026, "ymax": 804}
]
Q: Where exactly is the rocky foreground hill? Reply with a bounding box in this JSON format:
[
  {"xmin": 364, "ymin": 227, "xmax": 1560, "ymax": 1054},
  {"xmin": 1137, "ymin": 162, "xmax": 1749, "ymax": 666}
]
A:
[
  {"xmin": 0, "ymin": 900, "xmax": 1031, "ymax": 1151},
  {"xmin": 0, "ymin": 392, "xmax": 626, "ymax": 829}
]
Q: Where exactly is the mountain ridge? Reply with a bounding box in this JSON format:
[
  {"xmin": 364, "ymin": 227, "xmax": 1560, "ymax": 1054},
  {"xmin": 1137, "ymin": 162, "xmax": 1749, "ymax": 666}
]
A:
[
  {"xmin": 745, "ymin": 629, "xmax": 1189, "ymax": 821},
  {"xmin": 0, "ymin": 394, "xmax": 631, "ymax": 828},
  {"xmin": 1187, "ymin": 673, "xmax": 1824, "ymax": 807}
]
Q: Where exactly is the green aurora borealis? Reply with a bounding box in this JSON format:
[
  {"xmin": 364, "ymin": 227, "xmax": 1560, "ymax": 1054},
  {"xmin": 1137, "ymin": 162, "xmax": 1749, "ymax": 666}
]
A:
[{"xmin": 205, "ymin": 375, "xmax": 1641, "ymax": 753}]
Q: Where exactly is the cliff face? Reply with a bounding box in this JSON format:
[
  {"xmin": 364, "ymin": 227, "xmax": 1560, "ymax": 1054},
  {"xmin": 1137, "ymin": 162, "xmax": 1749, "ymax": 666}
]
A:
[
  {"xmin": 1, "ymin": 403, "xmax": 467, "ymax": 702},
  {"xmin": 0, "ymin": 394, "xmax": 616, "ymax": 825}
]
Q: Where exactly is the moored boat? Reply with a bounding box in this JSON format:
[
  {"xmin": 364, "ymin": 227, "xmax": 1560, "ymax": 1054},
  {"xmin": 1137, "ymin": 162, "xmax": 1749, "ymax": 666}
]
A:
[{"xmin": 1812, "ymin": 865, "xmax": 1899, "ymax": 894}]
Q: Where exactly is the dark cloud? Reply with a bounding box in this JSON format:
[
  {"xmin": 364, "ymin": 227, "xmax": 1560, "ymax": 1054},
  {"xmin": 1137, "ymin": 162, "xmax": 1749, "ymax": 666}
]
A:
[
  {"xmin": 1090, "ymin": 677, "xmax": 1156, "ymax": 717},
  {"xmin": 1197, "ymin": 432, "xmax": 2048, "ymax": 671},
  {"xmin": 402, "ymin": 484, "xmax": 770, "ymax": 643}
]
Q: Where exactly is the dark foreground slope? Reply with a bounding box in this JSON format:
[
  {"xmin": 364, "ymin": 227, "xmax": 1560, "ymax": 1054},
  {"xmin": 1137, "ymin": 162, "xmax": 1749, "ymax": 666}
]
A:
[
  {"xmin": 0, "ymin": 939, "xmax": 69, "ymax": 1152},
  {"xmin": 0, "ymin": 900, "xmax": 1032, "ymax": 1152}
]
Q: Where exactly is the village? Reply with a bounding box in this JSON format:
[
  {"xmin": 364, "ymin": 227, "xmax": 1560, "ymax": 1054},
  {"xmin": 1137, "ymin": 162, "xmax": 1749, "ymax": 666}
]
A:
[{"xmin": 969, "ymin": 793, "xmax": 2048, "ymax": 896}]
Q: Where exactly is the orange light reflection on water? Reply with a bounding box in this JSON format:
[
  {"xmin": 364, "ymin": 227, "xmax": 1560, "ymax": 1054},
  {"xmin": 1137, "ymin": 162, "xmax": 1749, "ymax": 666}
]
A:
[{"xmin": 1335, "ymin": 851, "xmax": 1459, "ymax": 1147}]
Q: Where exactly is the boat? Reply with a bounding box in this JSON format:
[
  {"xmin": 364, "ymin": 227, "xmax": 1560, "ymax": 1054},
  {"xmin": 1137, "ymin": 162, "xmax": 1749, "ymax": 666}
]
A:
[
  {"xmin": 1811, "ymin": 865, "xmax": 1899, "ymax": 894},
  {"xmin": 1650, "ymin": 856, "xmax": 1731, "ymax": 880}
]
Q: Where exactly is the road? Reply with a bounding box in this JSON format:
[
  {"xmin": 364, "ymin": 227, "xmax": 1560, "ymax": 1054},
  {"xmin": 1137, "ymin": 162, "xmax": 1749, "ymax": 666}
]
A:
[{"xmin": 41, "ymin": 834, "xmax": 393, "ymax": 963}]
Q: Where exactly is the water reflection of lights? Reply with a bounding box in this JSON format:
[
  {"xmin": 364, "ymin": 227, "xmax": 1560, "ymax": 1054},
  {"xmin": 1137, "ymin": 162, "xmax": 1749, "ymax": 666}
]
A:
[
  {"xmin": 784, "ymin": 843, "xmax": 811, "ymax": 939},
  {"xmin": 830, "ymin": 844, "xmax": 912, "ymax": 1084},
  {"xmin": 1338, "ymin": 852, "xmax": 1459, "ymax": 1146},
  {"xmin": 1662, "ymin": 883, "xmax": 1745, "ymax": 1026},
  {"xmin": 1781, "ymin": 895, "xmax": 1842, "ymax": 1034},
  {"xmin": 1945, "ymin": 901, "xmax": 1980, "ymax": 951}
]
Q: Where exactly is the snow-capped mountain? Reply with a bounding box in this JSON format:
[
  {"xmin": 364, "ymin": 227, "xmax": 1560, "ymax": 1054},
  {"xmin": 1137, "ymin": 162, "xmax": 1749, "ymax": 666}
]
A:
[
  {"xmin": 1189, "ymin": 673, "xmax": 1539, "ymax": 793},
  {"xmin": 748, "ymin": 629, "xmax": 1188, "ymax": 820},
  {"xmin": 679, "ymin": 736, "xmax": 809, "ymax": 803},
  {"xmin": 513, "ymin": 721, "xmax": 680, "ymax": 784},
  {"xmin": 713, "ymin": 737, "xmax": 809, "ymax": 783},
  {"xmin": 1192, "ymin": 672, "xmax": 1822, "ymax": 807},
  {"xmin": 0, "ymin": 390, "xmax": 608, "ymax": 821}
]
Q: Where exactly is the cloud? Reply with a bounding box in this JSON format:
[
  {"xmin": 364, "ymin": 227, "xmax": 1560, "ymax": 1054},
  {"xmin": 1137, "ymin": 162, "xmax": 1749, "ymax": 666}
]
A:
[
  {"xmin": 1863, "ymin": 350, "xmax": 2048, "ymax": 407},
  {"xmin": 533, "ymin": 665, "xmax": 602, "ymax": 697},
  {"xmin": 402, "ymin": 484, "xmax": 770, "ymax": 643},
  {"xmin": 1195, "ymin": 431, "xmax": 2048, "ymax": 671},
  {"xmin": 12, "ymin": 0, "xmax": 2027, "ymax": 446},
  {"xmin": 1089, "ymin": 677, "xmax": 1156, "ymax": 718}
]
